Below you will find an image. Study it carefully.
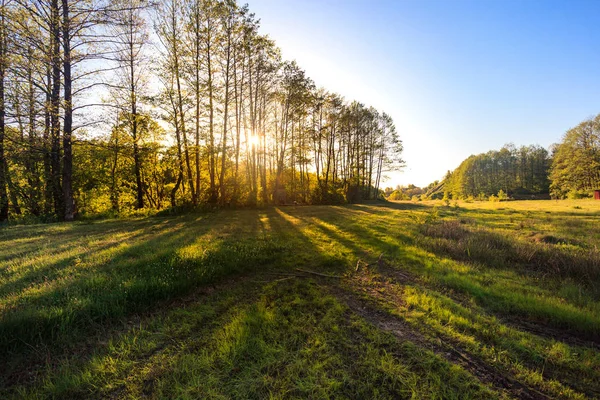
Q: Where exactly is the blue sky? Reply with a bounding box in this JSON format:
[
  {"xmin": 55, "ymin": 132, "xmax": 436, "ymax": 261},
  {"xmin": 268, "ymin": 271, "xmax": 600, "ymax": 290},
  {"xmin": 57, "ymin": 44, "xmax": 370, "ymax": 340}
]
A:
[{"xmin": 247, "ymin": 0, "xmax": 600, "ymax": 187}]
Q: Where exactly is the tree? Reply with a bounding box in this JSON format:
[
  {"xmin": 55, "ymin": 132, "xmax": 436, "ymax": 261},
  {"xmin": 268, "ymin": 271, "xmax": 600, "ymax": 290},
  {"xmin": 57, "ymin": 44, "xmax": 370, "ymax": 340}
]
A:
[
  {"xmin": 444, "ymin": 143, "xmax": 550, "ymax": 199},
  {"xmin": 0, "ymin": 0, "xmax": 9, "ymax": 221},
  {"xmin": 0, "ymin": 0, "xmax": 404, "ymax": 218},
  {"xmin": 550, "ymin": 114, "xmax": 600, "ymax": 198},
  {"xmin": 110, "ymin": 0, "xmax": 150, "ymax": 209}
]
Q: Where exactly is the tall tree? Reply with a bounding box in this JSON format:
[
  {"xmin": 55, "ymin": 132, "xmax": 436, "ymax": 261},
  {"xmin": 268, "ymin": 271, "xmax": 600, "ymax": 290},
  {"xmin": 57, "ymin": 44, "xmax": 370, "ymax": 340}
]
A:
[
  {"xmin": 111, "ymin": 0, "xmax": 150, "ymax": 209},
  {"xmin": 0, "ymin": 0, "xmax": 8, "ymax": 221},
  {"xmin": 550, "ymin": 114, "xmax": 600, "ymax": 198}
]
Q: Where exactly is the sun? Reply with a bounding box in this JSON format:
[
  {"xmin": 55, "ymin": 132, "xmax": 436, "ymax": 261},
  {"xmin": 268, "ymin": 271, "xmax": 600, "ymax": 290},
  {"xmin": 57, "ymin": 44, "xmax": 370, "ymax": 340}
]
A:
[{"xmin": 249, "ymin": 134, "xmax": 260, "ymax": 147}]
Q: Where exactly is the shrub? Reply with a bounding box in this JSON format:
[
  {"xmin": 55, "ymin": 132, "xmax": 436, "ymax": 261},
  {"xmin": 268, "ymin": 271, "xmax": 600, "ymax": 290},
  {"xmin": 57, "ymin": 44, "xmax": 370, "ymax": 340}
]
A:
[
  {"xmin": 418, "ymin": 206, "xmax": 440, "ymax": 224},
  {"xmin": 420, "ymin": 220, "xmax": 467, "ymax": 240},
  {"xmin": 442, "ymin": 193, "xmax": 450, "ymax": 206},
  {"xmin": 310, "ymin": 186, "xmax": 346, "ymax": 204},
  {"xmin": 387, "ymin": 190, "xmax": 404, "ymax": 201},
  {"xmin": 567, "ymin": 190, "xmax": 591, "ymax": 200},
  {"xmin": 489, "ymin": 194, "xmax": 499, "ymax": 202},
  {"xmin": 497, "ymin": 189, "xmax": 508, "ymax": 201}
]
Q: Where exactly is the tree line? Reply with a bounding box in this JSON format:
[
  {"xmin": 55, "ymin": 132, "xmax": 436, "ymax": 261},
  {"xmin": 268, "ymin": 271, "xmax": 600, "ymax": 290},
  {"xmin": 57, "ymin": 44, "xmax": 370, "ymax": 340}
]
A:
[
  {"xmin": 423, "ymin": 112, "xmax": 600, "ymax": 201},
  {"xmin": 442, "ymin": 144, "xmax": 551, "ymax": 200},
  {"xmin": 0, "ymin": 0, "xmax": 404, "ymax": 222}
]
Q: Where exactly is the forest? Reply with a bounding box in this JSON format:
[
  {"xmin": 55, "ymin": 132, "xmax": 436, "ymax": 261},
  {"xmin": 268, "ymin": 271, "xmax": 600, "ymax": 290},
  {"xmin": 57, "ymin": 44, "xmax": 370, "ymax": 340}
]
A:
[
  {"xmin": 390, "ymin": 112, "xmax": 600, "ymax": 202},
  {"xmin": 0, "ymin": 0, "xmax": 404, "ymax": 222},
  {"xmin": 442, "ymin": 144, "xmax": 551, "ymax": 200}
]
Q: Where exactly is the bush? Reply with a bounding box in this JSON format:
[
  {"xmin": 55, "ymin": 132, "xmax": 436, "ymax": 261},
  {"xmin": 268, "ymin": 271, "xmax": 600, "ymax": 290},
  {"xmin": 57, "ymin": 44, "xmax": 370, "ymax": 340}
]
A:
[
  {"xmin": 497, "ymin": 189, "xmax": 508, "ymax": 201},
  {"xmin": 310, "ymin": 186, "xmax": 346, "ymax": 205},
  {"xmin": 387, "ymin": 190, "xmax": 404, "ymax": 201},
  {"xmin": 567, "ymin": 190, "xmax": 591, "ymax": 200},
  {"xmin": 442, "ymin": 193, "xmax": 450, "ymax": 206},
  {"xmin": 489, "ymin": 194, "xmax": 499, "ymax": 202},
  {"xmin": 420, "ymin": 206, "xmax": 440, "ymax": 224}
]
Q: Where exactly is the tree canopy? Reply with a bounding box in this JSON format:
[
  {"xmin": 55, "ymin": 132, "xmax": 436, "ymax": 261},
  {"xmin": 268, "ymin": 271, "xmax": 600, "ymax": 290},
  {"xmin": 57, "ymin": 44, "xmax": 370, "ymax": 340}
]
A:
[
  {"xmin": 550, "ymin": 114, "xmax": 600, "ymax": 198},
  {"xmin": 443, "ymin": 144, "xmax": 550, "ymax": 199},
  {"xmin": 0, "ymin": 0, "xmax": 404, "ymax": 221}
]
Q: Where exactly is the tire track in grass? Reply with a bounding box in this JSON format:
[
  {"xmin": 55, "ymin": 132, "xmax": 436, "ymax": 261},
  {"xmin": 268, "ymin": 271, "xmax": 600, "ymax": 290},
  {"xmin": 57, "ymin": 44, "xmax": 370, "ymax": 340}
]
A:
[
  {"xmin": 374, "ymin": 264, "xmax": 600, "ymax": 398},
  {"xmin": 380, "ymin": 263, "xmax": 600, "ymax": 350},
  {"xmin": 329, "ymin": 282, "xmax": 551, "ymax": 400}
]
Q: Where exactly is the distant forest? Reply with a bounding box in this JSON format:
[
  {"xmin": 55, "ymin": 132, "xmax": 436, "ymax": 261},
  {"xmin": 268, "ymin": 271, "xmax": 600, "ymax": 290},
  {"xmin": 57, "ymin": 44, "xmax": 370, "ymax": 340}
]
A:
[
  {"xmin": 0, "ymin": 0, "xmax": 404, "ymax": 222},
  {"xmin": 388, "ymin": 113, "xmax": 600, "ymax": 201}
]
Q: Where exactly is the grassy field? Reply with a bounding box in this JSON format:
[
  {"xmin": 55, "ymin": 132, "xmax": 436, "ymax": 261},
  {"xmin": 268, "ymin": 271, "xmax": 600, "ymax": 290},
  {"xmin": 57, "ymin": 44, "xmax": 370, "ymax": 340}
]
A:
[{"xmin": 1, "ymin": 200, "xmax": 599, "ymax": 399}]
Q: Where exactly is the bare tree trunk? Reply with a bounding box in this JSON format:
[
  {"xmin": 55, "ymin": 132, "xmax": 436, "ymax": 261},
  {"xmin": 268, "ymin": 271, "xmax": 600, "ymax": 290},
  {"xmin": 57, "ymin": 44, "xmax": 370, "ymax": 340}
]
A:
[
  {"xmin": 218, "ymin": 14, "xmax": 232, "ymax": 203},
  {"xmin": 129, "ymin": 48, "xmax": 143, "ymax": 209},
  {"xmin": 0, "ymin": 0, "xmax": 7, "ymax": 222},
  {"xmin": 169, "ymin": 88, "xmax": 185, "ymax": 207},
  {"xmin": 50, "ymin": 0, "xmax": 62, "ymax": 216},
  {"xmin": 232, "ymin": 42, "xmax": 244, "ymax": 203},
  {"xmin": 193, "ymin": 3, "xmax": 201, "ymax": 206},
  {"xmin": 62, "ymin": 0, "xmax": 75, "ymax": 221},
  {"xmin": 110, "ymin": 133, "xmax": 119, "ymax": 211},
  {"xmin": 173, "ymin": 35, "xmax": 194, "ymax": 202},
  {"xmin": 206, "ymin": 13, "xmax": 217, "ymax": 203}
]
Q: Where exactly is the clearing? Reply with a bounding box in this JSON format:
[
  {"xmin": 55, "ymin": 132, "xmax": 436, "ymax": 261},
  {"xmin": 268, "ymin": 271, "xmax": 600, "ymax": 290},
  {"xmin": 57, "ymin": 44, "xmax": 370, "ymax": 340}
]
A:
[{"xmin": 1, "ymin": 200, "xmax": 599, "ymax": 399}]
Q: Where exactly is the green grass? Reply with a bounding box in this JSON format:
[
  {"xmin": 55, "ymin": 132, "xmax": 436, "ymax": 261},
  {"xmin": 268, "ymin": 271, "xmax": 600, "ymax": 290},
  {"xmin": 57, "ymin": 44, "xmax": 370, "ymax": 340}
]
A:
[{"xmin": 1, "ymin": 200, "xmax": 600, "ymax": 398}]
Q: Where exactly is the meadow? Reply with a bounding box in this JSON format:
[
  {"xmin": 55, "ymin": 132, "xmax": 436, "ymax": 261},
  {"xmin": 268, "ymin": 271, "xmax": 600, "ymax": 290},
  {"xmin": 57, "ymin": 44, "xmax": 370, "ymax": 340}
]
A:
[{"xmin": 1, "ymin": 200, "xmax": 599, "ymax": 399}]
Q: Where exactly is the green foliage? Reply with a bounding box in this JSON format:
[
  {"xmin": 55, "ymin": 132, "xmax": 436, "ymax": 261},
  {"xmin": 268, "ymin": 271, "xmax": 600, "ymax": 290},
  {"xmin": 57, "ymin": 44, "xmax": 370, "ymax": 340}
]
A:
[
  {"xmin": 386, "ymin": 184, "xmax": 428, "ymax": 201},
  {"xmin": 387, "ymin": 190, "xmax": 404, "ymax": 201},
  {"xmin": 550, "ymin": 114, "xmax": 600, "ymax": 198},
  {"xmin": 442, "ymin": 194, "xmax": 450, "ymax": 206},
  {"xmin": 567, "ymin": 189, "xmax": 592, "ymax": 200},
  {"xmin": 309, "ymin": 185, "xmax": 346, "ymax": 205},
  {"xmin": 497, "ymin": 189, "xmax": 508, "ymax": 201},
  {"xmin": 445, "ymin": 144, "xmax": 550, "ymax": 199}
]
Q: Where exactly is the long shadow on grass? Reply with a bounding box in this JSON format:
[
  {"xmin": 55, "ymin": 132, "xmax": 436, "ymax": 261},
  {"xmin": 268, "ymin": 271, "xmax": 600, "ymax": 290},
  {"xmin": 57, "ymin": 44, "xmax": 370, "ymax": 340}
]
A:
[
  {"xmin": 283, "ymin": 206, "xmax": 415, "ymax": 262},
  {"xmin": 0, "ymin": 210, "xmax": 289, "ymax": 365},
  {"xmin": 349, "ymin": 201, "xmax": 428, "ymax": 214},
  {"xmin": 281, "ymin": 206, "xmax": 600, "ymax": 397},
  {"xmin": 0, "ymin": 221, "xmax": 132, "ymax": 263},
  {"xmin": 0, "ymin": 222, "xmax": 170, "ymax": 299},
  {"xmin": 1, "ymin": 207, "xmax": 335, "ymax": 392}
]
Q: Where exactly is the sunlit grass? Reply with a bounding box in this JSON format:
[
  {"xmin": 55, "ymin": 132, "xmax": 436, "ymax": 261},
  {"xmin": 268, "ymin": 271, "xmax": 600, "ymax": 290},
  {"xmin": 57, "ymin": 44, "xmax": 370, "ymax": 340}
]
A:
[
  {"xmin": 11, "ymin": 281, "xmax": 496, "ymax": 399},
  {"xmin": 1, "ymin": 200, "xmax": 599, "ymax": 398}
]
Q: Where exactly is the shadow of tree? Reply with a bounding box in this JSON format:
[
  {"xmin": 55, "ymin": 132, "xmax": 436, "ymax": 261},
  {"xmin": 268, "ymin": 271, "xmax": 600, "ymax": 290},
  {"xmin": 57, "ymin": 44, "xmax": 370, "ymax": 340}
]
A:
[{"xmin": 0, "ymin": 210, "xmax": 290, "ymax": 359}]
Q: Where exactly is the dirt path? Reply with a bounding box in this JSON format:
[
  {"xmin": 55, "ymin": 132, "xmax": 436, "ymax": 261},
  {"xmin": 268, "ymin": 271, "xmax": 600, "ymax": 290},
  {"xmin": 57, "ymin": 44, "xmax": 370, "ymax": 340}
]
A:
[
  {"xmin": 329, "ymin": 281, "xmax": 551, "ymax": 400},
  {"xmin": 378, "ymin": 264, "xmax": 600, "ymax": 350}
]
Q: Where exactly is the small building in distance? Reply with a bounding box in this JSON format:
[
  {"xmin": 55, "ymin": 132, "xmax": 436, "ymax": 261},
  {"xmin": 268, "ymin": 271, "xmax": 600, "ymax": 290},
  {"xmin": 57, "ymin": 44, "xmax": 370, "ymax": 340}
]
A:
[{"xmin": 595, "ymin": 190, "xmax": 600, "ymax": 200}]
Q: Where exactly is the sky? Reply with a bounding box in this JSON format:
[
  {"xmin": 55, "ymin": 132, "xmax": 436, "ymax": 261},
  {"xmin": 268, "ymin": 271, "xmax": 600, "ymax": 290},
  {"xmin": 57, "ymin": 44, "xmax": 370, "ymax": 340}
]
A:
[{"xmin": 247, "ymin": 0, "xmax": 600, "ymax": 188}]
